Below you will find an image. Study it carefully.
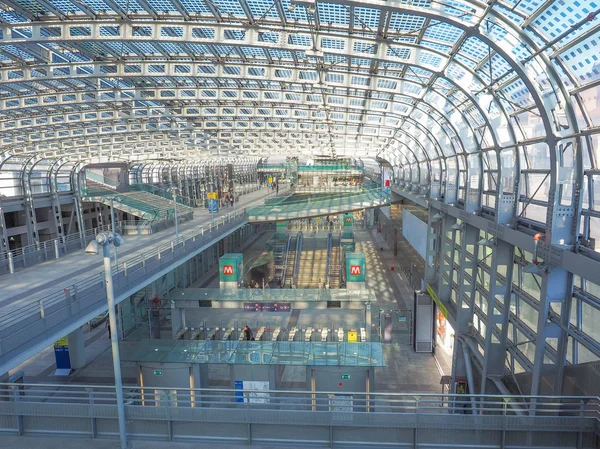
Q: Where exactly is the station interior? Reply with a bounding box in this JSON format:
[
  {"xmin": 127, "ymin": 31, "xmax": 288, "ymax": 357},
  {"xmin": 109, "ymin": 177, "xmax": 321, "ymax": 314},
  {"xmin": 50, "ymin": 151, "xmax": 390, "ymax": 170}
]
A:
[{"xmin": 0, "ymin": 0, "xmax": 600, "ymax": 448}]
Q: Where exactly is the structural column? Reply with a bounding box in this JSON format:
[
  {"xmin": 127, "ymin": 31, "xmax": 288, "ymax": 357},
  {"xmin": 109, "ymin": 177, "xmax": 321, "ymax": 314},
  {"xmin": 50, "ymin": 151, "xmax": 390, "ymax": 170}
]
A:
[
  {"xmin": 67, "ymin": 326, "xmax": 86, "ymax": 370},
  {"xmin": 451, "ymin": 224, "xmax": 479, "ymax": 392},
  {"xmin": 479, "ymin": 239, "xmax": 514, "ymax": 396}
]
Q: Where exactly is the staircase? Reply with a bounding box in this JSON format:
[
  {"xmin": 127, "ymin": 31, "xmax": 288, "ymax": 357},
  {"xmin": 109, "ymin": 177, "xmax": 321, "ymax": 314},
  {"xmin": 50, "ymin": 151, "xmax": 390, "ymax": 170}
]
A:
[
  {"xmin": 296, "ymin": 238, "xmax": 328, "ymax": 288},
  {"xmin": 82, "ymin": 183, "xmax": 194, "ymax": 223}
]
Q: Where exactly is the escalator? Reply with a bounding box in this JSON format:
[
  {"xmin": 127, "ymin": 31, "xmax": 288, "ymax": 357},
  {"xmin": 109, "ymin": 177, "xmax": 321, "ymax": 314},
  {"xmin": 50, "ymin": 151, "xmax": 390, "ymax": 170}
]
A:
[
  {"xmin": 284, "ymin": 233, "xmax": 300, "ymax": 288},
  {"xmin": 328, "ymin": 234, "xmax": 341, "ymax": 288}
]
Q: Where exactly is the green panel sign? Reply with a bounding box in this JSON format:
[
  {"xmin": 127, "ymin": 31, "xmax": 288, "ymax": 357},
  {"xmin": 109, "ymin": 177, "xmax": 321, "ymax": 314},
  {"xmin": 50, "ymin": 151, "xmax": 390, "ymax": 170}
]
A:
[
  {"xmin": 343, "ymin": 213, "xmax": 354, "ymax": 227},
  {"xmin": 341, "ymin": 374, "xmax": 351, "ymax": 380},
  {"xmin": 153, "ymin": 370, "xmax": 163, "ymax": 376},
  {"xmin": 219, "ymin": 253, "xmax": 243, "ymax": 283},
  {"xmin": 276, "ymin": 221, "xmax": 287, "ymax": 228},
  {"xmin": 345, "ymin": 252, "xmax": 366, "ymax": 282}
]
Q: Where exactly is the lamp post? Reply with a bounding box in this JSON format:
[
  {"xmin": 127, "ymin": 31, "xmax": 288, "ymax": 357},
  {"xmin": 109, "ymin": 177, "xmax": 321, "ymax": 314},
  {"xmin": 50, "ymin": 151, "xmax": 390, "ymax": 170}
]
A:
[
  {"xmin": 102, "ymin": 195, "xmax": 122, "ymax": 271},
  {"xmin": 169, "ymin": 187, "xmax": 179, "ymax": 240},
  {"xmin": 85, "ymin": 232, "xmax": 127, "ymax": 449}
]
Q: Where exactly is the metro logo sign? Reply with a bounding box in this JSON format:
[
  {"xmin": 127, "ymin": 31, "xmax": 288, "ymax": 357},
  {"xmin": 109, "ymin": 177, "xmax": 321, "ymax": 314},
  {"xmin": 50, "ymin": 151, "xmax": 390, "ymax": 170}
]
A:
[
  {"xmin": 345, "ymin": 217, "xmax": 352, "ymax": 223},
  {"xmin": 350, "ymin": 265, "xmax": 361, "ymax": 276},
  {"xmin": 222, "ymin": 265, "xmax": 234, "ymax": 275}
]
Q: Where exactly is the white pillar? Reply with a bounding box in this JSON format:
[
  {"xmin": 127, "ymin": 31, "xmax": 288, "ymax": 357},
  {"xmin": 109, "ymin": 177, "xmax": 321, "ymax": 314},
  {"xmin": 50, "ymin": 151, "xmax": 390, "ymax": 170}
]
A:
[{"xmin": 67, "ymin": 326, "xmax": 86, "ymax": 370}]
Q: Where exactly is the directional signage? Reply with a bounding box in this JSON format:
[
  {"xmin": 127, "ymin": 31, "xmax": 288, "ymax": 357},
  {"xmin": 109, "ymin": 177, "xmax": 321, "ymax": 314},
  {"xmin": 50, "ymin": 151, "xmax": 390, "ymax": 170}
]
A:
[
  {"xmin": 341, "ymin": 374, "xmax": 351, "ymax": 380},
  {"xmin": 154, "ymin": 370, "xmax": 163, "ymax": 376}
]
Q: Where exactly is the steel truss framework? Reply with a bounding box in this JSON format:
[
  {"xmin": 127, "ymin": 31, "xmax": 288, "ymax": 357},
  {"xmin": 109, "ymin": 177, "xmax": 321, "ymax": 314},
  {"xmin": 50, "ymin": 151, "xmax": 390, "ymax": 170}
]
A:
[{"xmin": 0, "ymin": 0, "xmax": 599, "ymax": 396}]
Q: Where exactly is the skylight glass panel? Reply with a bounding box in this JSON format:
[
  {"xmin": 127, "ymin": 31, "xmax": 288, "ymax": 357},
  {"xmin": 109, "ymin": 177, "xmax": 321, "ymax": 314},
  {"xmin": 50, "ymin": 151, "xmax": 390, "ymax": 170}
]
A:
[
  {"xmin": 258, "ymin": 31, "xmax": 279, "ymax": 43},
  {"xmin": 324, "ymin": 54, "xmax": 346, "ymax": 65},
  {"xmin": 0, "ymin": 9, "xmax": 28, "ymax": 22},
  {"xmin": 147, "ymin": 0, "xmax": 178, "ymax": 11},
  {"xmin": 247, "ymin": 0, "xmax": 280, "ymax": 19},
  {"xmin": 388, "ymin": 13, "xmax": 425, "ymax": 33},
  {"xmin": 242, "ymin": 47, "xmax": 265, "ymax": 57},
  {"xmin": 354, "ymin": 42, "xmax": 376, "ymax": 55},
  {"xmin": 559, "ymin": 30, "xmax": 600, "ymax": 83},
  {"xmin": 268, "ymin": 49, "xmax": 293, "ymax": 59},
  {"xmin": 353, "ymin": 7, "xmax": 380, "ymax": 28},
  {"xmin": 279, "ymin": 0, "xmax": 308, "ymax": 21},
  {"xmin": 180, "ymin": 0, "xmax": 211, "ymax": 14},
  {"xmin": 351, "ymin": 58, "xmax": 370, "ymax": 67},
  {"xmin": 42, "ymin": 0, "xmax": 73, "ymax": 15},
  {"xmin": 386, "ymin": 47, "xmax": 410, "ymax": 59},
  {"xmin": 106, "ymin": 0, "xmax": 143, "ymax": 11},
  {"xmin": 317, "ymin": 2, "xmax": 349, "ymax": 25},
  {"xmin": 423, "ymin": 21, "xmax": 463, "ymax": 43},
  {"xmin": 212, "ymin": 0, "xmax": 246, "ymax": 17},
  {"xmin": 460, "ymin": 37, "xmax": 490, "ymax": 62}
]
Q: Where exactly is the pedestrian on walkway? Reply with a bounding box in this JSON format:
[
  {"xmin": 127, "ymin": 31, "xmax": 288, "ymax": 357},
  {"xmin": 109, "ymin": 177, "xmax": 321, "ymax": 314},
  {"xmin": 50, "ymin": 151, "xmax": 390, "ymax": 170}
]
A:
[{"xmin": 105, "ymin": 317, "xmax": 111, "ymax": 339}]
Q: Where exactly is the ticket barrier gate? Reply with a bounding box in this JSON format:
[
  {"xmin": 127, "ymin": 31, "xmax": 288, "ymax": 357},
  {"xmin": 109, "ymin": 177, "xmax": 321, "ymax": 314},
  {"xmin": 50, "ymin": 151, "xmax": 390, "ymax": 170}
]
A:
[
  {"xmin": 337, "ymin": 328, "xmax": 344, "ymax": 342},
  {"xmin": 222, "ymin": 328, "xmax": 234, "ymax": 340},
  {"xmin": 255, "ymin": 327, "xmax": 266, "ymax": 341},
  {"xmin": 304, "ymin": 327, "xmax": 313, "ymax": 341},
  {"xmin": 321, "ymin": 328, "xmax": 328, "ymax": 342},
  {"xmin": 288, "ymin": 327, "xmax": 298, "ymax": 341},
  {"xmin": 271, "ymin": 327, "xmax": 281, "ymax": 341}
]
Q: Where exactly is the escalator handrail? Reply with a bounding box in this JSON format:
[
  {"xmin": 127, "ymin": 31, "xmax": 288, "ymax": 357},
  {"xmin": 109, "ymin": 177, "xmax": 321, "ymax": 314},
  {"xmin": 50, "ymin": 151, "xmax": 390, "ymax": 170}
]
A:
[
  {"xmin": 282, "ymin": 234, "xmax": 292, "ymax": 282},
  {"xmin": 292, "ymin": 232, "xmax": 302, "ymax": 287},
  {"xmin": 325, "ymin": 231, "xmax": 333, "ymax": 287}
]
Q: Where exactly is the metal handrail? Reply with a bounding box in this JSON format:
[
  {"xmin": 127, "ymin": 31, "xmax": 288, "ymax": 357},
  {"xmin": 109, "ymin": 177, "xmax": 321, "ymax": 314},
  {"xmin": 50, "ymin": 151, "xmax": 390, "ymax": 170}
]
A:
[
  {"xmin": 0, "ymin": 209, "xmax": 250, "ymax": 365},
  {"xmin": 292, "ymin": 232, "xmax": 302, "ymax": 287},
  {"xmin": 325, "ymin": 231, "xmax": 332, "ymax": 287},
  {"xmin": 0, "ymin": 381, "xmax": 598, "ymax": 418},
  {"xmin": 281, "ymin": 234, "xmax": 292, "ymax": 282}
]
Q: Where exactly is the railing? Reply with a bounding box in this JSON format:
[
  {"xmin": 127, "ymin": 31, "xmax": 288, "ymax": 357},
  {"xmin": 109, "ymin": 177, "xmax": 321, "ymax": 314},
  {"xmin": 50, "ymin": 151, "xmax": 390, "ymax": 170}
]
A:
[
  {"xmin": 0, "ymin": 209, "xmax": 250, "ymax": 372},
  {"xmin": 298, "ymin": 164, "xmax": 364, "ymax": 172},
  {"xmin": 325, "ymin": 231, "xmax": 332, "ymax": 287},
  {"xmin": 340, "ymin": 235, "xmax": 346, "ymax": 288},
  {"xmin": 282, "ymin": 234, "xmax": 292, "ymax": 282},
  {"xmin": 129, "ymin": 183, "xmax": 196, "ymax": 208},
  {"xmin": 85, "ymin": 171, "xmax": 120, "ymax": 188},
  {"xmin": 292, "ymin": 232, "xmax": 303, "ymax": 287},
  {"xmin": 248, "ymin": 186, "xmax": 389, "ymax": 221},
  {"xmin": 0, "ymin": 383, "xmax": 597, "ymax": 447},
  {"xmin": 0, "ymin": 223, "xmax": 121, "ymax": 276}
]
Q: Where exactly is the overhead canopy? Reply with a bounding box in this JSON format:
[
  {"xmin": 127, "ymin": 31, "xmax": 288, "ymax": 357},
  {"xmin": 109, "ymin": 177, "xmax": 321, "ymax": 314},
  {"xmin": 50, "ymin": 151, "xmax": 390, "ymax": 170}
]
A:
[{"xmin": 0, "ymin": 0, "xmax": 594, "ymax": 163}]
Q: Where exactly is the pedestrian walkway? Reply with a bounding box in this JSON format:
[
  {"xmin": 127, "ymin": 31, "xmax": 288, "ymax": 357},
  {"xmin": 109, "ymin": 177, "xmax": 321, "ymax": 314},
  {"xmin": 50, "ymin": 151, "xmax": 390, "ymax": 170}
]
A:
[
  {"xmin": 0, "ymin": 186, "xmax": 286, "ymax": 314},
  {"xmin": 350, "ymin": 228, "xmax": 448, "ymax": 392}
]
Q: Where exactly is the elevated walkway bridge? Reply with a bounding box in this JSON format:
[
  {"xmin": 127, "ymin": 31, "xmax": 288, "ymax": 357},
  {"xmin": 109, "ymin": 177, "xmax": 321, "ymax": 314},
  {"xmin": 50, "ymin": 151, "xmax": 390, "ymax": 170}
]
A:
[
  {"xmin": 247, "ymin": 186, "xmax": 389, "ymax": 222},
  {"xmin": 0, "ymin": 187, "xmax": 286, "ymax": 375}
]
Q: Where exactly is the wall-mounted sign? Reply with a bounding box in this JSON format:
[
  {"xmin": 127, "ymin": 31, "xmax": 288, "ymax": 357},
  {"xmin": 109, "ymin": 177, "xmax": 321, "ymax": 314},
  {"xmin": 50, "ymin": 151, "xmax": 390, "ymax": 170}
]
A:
[{"xmin": 243, "ymin": 302, "xmax": 291, "ymax": 312}]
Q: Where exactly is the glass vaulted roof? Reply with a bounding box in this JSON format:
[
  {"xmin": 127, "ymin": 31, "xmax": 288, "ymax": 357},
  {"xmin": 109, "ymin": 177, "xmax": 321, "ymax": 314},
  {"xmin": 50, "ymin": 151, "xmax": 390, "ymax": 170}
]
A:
[{"xmin": 0, "ymin": 0, "xmax": 596, "ymax": 164}]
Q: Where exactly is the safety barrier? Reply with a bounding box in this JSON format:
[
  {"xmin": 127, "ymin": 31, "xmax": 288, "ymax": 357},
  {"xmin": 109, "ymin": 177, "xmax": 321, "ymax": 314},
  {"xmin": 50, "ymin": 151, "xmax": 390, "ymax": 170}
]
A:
[
  {"xmin": 0, "ymin": 209, "xmax": 250, "ymax": 374},
  {"xmin": 0, "ymin": 223, "xmax": 120, "ymax": 276},
  {"xmin": 0, "ymin": 383, "xmax": 598, "ymax": 448}
]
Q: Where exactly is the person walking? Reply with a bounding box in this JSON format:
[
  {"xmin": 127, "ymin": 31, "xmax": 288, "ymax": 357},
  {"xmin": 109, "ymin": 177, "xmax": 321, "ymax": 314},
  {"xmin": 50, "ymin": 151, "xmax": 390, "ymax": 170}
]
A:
[{"xmin": 243, "ymin": 325, "xmax": 254, "ymax": 341}]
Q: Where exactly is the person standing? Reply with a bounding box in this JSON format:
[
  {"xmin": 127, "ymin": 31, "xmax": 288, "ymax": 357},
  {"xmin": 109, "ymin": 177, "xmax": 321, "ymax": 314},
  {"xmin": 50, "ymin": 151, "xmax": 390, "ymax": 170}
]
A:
[{"xmin": 243, "ymin": 325, "xmax": 254, "ymax": 341}]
